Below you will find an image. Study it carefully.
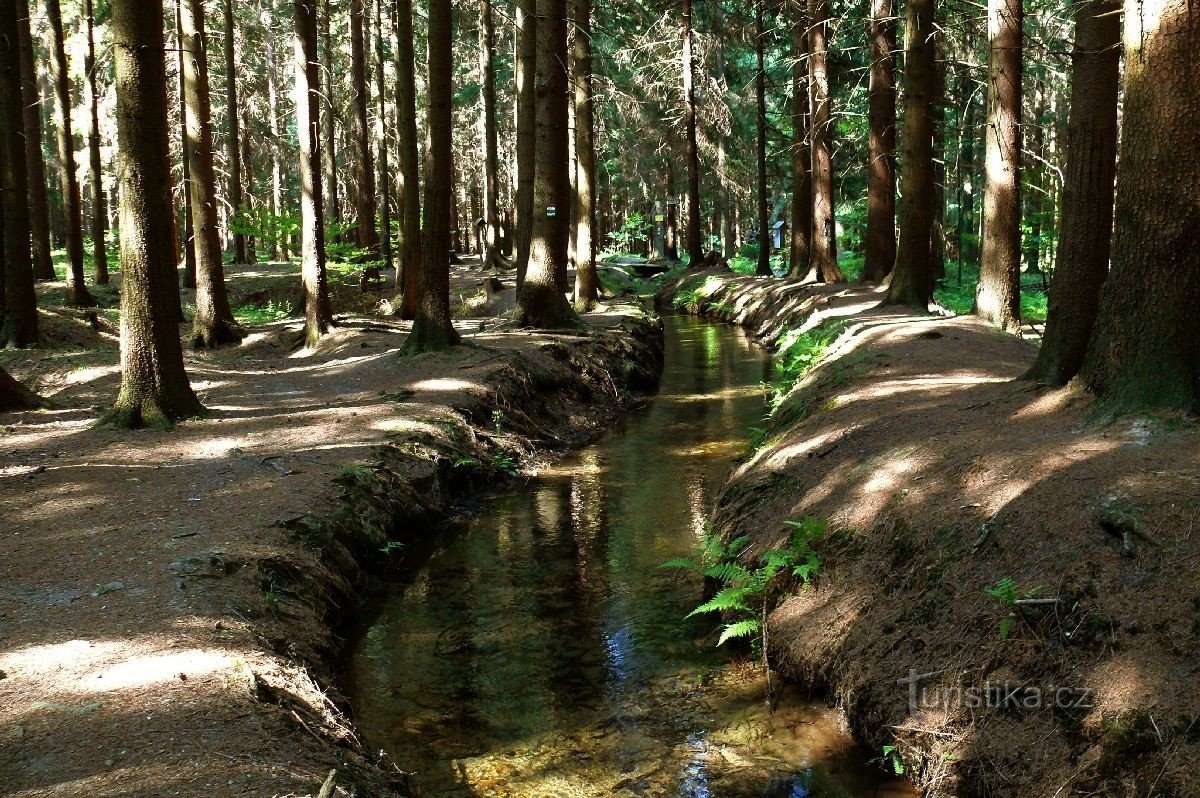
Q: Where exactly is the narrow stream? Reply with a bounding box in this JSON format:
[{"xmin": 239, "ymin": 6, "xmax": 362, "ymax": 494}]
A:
[{"xmin": 347, "ymin": 316, "xmax": 915, "ymax": 798}]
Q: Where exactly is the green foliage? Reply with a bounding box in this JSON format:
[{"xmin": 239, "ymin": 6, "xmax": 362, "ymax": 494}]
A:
[
  {"xmin": 380, "ymin": 540, "xmax": 404, "ymax": 556},
  {"xmin": 767, "ymin": 320, "xmax": 851, "ymax": 411},
  {"xmin": 986, "ymin": 577, "xmax": 1042, "ymax": 640},
  {"xmin": 603, "ymin": 211, "xmax": 652, "ymax": 256},
  {"xmin": 490, "ymin": 452, "xmax": 518, "ymax": 477},
  {"xmin": 933, "ymin": 263, "xmax": 1050, "ymax": 322},
  {"xmin": 233, "ymin": 299, "xmax": 293, "ymax": 325},
  {"xmin": 873, "ymin": 745, "xmax": 906, "ymax": 775},
  {"xmin": 231, "ymin": 209, "xmax": 298, "ymax": 256},
  {"xmin": 662, "ymin": 517, "xmax": 826, "ymax": 651}
]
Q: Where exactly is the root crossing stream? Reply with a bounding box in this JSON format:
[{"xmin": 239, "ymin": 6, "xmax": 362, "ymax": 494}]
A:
[{"xmin": 346, "ymin": 316, "xmax": 915, "ymax": 798}]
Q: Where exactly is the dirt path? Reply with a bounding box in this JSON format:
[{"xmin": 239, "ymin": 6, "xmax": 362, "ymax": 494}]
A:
[
  {"xmin": 0, "ymin": 265, "xmax": 662, "ymax": 798},
  {"xmin": 661, "ymin": 270, "xmax": 1200, "ymax": 797}
]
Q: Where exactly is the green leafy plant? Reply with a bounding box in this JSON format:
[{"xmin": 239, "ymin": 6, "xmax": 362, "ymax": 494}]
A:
[
  {"xmin": 233, "ymin": 299, "xmax": 293, "ymax": 325},
  {"xmin": 766, "ymin": 320, "xmax": 851, "ymax": 411},
  {"xmin": 872, "ymin": 745, "xmax": 906, "ymax": 775},
  {"xmin": 602, "ymin": 211, "xmax": 653, "ymax": 254},
  {"xmin": 379, "ymin": 541, "xmax": 403, "ymax": 556},
  {"xmin": 986, "ymin": 577, "xmax": 1042, "ymax": 640},
  {"xmin": 661, "ymin": 517, "xmax": 826, "ymax": 649},
  {"xmin": 490, "ymin": 452, "xmax": 518, "ymax": 477}
]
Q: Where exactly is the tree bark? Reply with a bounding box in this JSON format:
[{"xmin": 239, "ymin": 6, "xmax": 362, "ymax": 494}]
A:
[
  {"xmin": 182, "ymin": 0, "xmax": 240, "ymax": 348},
  {"xmin": 573, "ymin": 0, "xmax": 598, "ymax": 310},
  {"xmin": 974, "ymin": 0, "xmax": 1022, "ymax": 331},
  {"xmin": 0, "ymin": 366, "xmax": 43, "ymax": 411},
  {"xmin": 263, "ymin": 2, "xmax": 287, "ymax": 260},
  {"xmin": 754, "ymin": 0, "xmax": 771, "ymax": 276},
  {"xmin": 240, "ymin": 106, "xmax": 257, "ymax": 263},
  {"xmin": 176, "ymin": 0, "xmax": 197, "ymax": 289},
  {"xmin": 808, "ymin": 0, "xmax": 844, "ymax": 282},
  {"xmin": 394, "ymin": 0, "xmax": 421, "ymax": 318},
  {"xmin": 712, "ymin": 2, "xmax": 733, "ymax": 259},
  {"xmin": 682, "ymin": 0, "xmax": 703, "ymax": 265},
  {"xmin": 83, "ymin": 0, "xmax": 109, "ymax": 284},
  {"xmin": 884, "ymin": 0, "xmax": 936, "ymax": 307},
  {"xmin": 373, "ymin": 0, "xmax": 392, "ymax": 273},
  {"xmin": 478, "ymin": 0, "xmax": 501, "ymax": 271},
  {"xmin": 109, "ymin": 0, "xmax": 205, "ymax": 428},
  {"xmin": 1, "ymin": 0, "xmax": 38, "ymax": 347},
  {"xmin": 294, "ymin": 0, "xmax": 333, "ymax": 347},
  {"xmin": 222, "ymin": 0, "xmax": 247, "ymax": 265},
  {"xmin": 788, "ymin": 11, "xmax": 811, "ymax": 279},
  {"xmin": 515, "ymin": 0, "xmax": 579, "ymax": 328},
  {"xmin": 514, "ymin": 0, "xmax": 537, "ymax": 289},
  {"xmin": 321, "ymin": 0, "xmax": 339, "ymax": 225},
  {"xmin": 405, "ymin": 0, "xmax": 461, "ymax": 351},
  {"xmin": 1081, "ymin": 0, "xmax": 1199, "ymax": 411},
  {"xmin": 47, "ymin": 0, "xmax": 95, "ymax": 306},
  {"xmin": 862, "ymin": 0, "xmax": 896, "ymax": 282},
  {"xmin": 1025, "ymin": 0, "xmax": 1119, "ymax": 385},
  {"xmin": 16, "ymin": 0, "xmax": 54, "ymax": 281},
  {"xmin": 350, "ymin": 0, "xmax": 378, "ymax": 257}
]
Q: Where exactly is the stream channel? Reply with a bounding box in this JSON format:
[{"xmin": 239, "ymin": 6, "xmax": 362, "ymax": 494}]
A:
[{"xmin": 347, "ymin": 315, "xmax": 916, "ymax": 798}]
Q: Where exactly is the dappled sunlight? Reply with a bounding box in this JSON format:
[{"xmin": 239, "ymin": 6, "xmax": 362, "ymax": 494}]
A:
[{"xmin": 410, "ymin": 376, "xmax": 479, "ymax": 393}]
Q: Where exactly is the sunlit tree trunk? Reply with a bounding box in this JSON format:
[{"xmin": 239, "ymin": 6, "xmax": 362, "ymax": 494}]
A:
[
  {"xmin": 109, "ymin": 0, "xmax": 204, "ymax": 428},
  {"xmin": 321, "ymin": 0, "xmax": 339, "ymax": 225},
  {"xmin": 712, "ymin": 2, "xmax": 733, "ymax": 259},
  {"xmin": 395, "ymin": 0, "xmax": 421, "ymax": 318},
  {"xmin": 182, "ymin": 0, "xmax": 240, "ymax": 348},
  {"xmin": 885, "ymin": 0, "xmax": 936, "ymax": 307},
  {"xmin": 478, "ymin": 0, "xmax": 501, "ymax": 270},
  {"xmin": 974, "ymin": 0, "xmax": 1022, "ymax": 331},
  {"xmin": 84, "ymin": 0, "xmax": 108, "ymax": 284},
  {"xmin": 1, "ymin": 0, "xmax": 38, "ymax": 347},
  {"xmin": 1082, "ymin": 0, "xmax": 1199, "ymax": 410},
  {"xmin": 573, "ymin": 0, "xmax": 598, "ymax": 309},
  {"xmin": 514, "ymin": 0, "xmax": 536, "ymax": 288},
  {"xmin": 515, "ymin": 0, "xmax": 579, "ymax": 328},
  {"xmin": 294, "ymin": 0, "xmax": 333, "ymax": 346},
  {"xmin": 222, "ymin": 0, "xmax": 247, "ymax": 265},
  {"xmin": 682, "ymin": 0, "xmax": 702, "ymax": 265},
  {"xmin": 863, "ymin": 0, "xmax": 896, "ymax": 282},
  {"xmin": 373, "ymin": 0, "xmax": 392, "ymax": 273},
  {"xmin": 263, "ymin": 2, "xmax": 287, "ymax": 260},
  {"xmin": 1025, "ymin": 0, "xmax": 1119, "ymax": 385},
  {"xmin": 241, "ymin": 107, "xmax": 257, "ymax": 263},
  {"xmin": 788, "ymin": 11, "xmax": 811, "ymax": 279},
  {"xmin": 176, "ymin": 0, "xmax": 197, "ymax": 288},
  {"xmin": 754, "ymin": 0, "xmax": 771, "ymax": 276},
  {"xmin": 47, "ymin": 0, "xmax": 95, "ymax": 306},
  {"xmin": 350, "ymin": 0, "xmax": 378, "ymax": 257},
  {"xmin": 405, "ymin": 0, "xmax": 461, "ymax": 350},
  {"xmin": 16, "ymin": 0, "xmax": 54, "ymax": 282},
  {"xmin": 808, "ymin": 0, "xmax": 844, "ymax": 282}
]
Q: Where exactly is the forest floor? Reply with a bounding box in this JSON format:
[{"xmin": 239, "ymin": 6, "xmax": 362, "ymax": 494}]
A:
[
  {"xmin": 661, "ymin": 270, "xmax": 1200, "ymax": 798},
  {"xmin": 0, "ymin": 259, "xmax": 663, "ymax": 798}
]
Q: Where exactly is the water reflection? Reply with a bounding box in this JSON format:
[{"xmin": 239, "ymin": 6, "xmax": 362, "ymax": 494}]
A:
[{"xmin": 346, "ymin": 316, "xmax": 915, "ymax": 797}]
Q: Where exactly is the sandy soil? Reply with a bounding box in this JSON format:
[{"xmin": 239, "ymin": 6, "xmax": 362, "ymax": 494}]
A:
[
  {"xmin": 661, "ymin": 270, "xmax": 1200, "ymax": 798},
  {"xmin": 0, "ymin": 262, "xmax": 662, "ymax": 798}
]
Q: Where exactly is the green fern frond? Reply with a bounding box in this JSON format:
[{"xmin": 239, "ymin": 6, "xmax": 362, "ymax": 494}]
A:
[
  {"xmin": 703, "ymin": 561, "xmax": 753, "ymax": 585},
  {"xmin": 687, "ymin": 586, "xmax": 754, "ymax": 618},
  {"xmin": 718, "ymin": 619, "xmax": 762, "ymax": 645},
  {"xmin": 659, "ymin": 557, "xmax": 701, "ymax": 572}
]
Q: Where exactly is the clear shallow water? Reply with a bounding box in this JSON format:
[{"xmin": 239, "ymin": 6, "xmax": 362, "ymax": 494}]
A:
[{"xmin": 346, "ymin": 316, "xmax": 915, "ymax": 798}]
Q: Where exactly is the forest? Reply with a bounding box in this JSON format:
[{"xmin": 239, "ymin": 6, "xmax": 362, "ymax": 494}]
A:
[{"xmin": 0, "ymin": 0, "xmax": 1196, "ymax": 794}]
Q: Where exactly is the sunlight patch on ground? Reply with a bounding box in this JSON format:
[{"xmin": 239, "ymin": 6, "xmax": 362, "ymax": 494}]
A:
[{"xmin": 411, "ymin": 377, "xmax": 478, "ymax": 393}]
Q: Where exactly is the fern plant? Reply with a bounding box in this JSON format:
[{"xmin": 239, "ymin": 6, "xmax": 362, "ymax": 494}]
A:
[
  {"xmin": 661, "ymin": 517, "xmax": 826, "ymax": 648},
  {"xmin": 986, "ymin": 577, "xmax": 1042, "ymax": 640}
]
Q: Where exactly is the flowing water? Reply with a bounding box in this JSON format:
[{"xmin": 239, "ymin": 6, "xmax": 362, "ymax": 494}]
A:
[{"xmin": 346, "ymin": 316, "xmax": 915, "ymax": 798}]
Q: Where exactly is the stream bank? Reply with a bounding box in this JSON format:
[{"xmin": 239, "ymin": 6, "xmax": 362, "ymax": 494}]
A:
[
  {"xmin": 660, "ymin": 269, "xmax": 1200, "ymax": 797},
  {"xmin": 0, "ymin": 304, "xmax": 661, "ymax": 797}
]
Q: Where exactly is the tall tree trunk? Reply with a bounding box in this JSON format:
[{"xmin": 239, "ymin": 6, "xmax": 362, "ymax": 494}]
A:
[
  {"xmin": 0, "ymin": 366, "xmax": 43, "ymax": 410},
  {"xmin": 862, "ymin": 0, "xmax": 896, "ymax": 282},
  {"xmin": 47, "ymin": 0, "xmax": 95, "ymax": 306},
  {"xmin": 712, "ymin": 2, "xmax": 732, "ymax": 259},
  {"xmin": 294, "ymin": 0, "xmax": 333, "ymax": 346},
  {"xmin": 177, "ymin": 0, "xmax": 197, "ymax": 288},
  {"xmin": 788, "ymin": 13, "xmax": 812, "ymax": 279},
  {"xmin": 263, "ymin": 2, "xmax": 287, "ymax": 260},
  {"xmin": 350, "ymin": 0, "xmax": 378, "ymax": 256},
  {"xmin": 885, "ymin": 0, "xmax": 936, "ymax": 307},
  {"xmin": 1081, "ymin": 0, "xmax": 1200, "ymax": 410},
  {"xmin": 974, "ymin": 0, "xmax": 1022, "ymax": 331},
  {"xmin": 394, "ymin": 0, "xmax": 421, "ymax": 317},
  {"xmin": 373, "ymin": 0, "xmax": 392, "ymax": 273},
  {"xmin": 754, "ymin": 0, "xmax": 771, "ymax": 276},
  {"xmin": 515, "ymin": 0, "xmax": 579, "ymax": 328},
  {"xmin": 109, "ymin": 0, "xmax": 204, "ymax": 428},
  {"xmin": 321, "ymin": 0, "xmax": 339, "ymax": 225},
  {"xmin": 1025, "ymin": 0, "xmax": 1119, "ymax": 385},
  {"xmin": 241, "ymin": 107, "xmax": 257, "ymax": 263},
  {"xmin": 405, "ymin": 0, "xmax": 461, "ymax": 350},
  {"xmin": 478, "ymin": 0, "xmax": 501, "ymax": 270},
  {"xmin": 572, "ymin": 0, "xmax": 598, "ymax": 309},
  {"xmin": 930, "ymin": 46, "xmax": 947, "ymax": 280},
  {"xmin": 1, "ymin": 0, "xmax": 38, "ymax": 347},
  {"xmin": 808, "ymin": 0, "xmax": 844, "ymax": 282},
  {"xmin": 682, "ymin": 0, "xmax": 702, "ymax": 265},
  {"xmin": 84, "ymin": 0, "xmax": 108, "ymax": 284},
  {"xmin": 222, "ymin": 0, "xmax": 247, "ymax": 264},
  {"xmin": 514, "ymin": 0, "xmax": 537, "ymax": 288},
  {"xmin": 182, "ymin": 0, "xmax": 240, "ymax": 348},
  {"xmin": 16, "ymin": 0, "xmax": 54, "ymax": 281}
]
